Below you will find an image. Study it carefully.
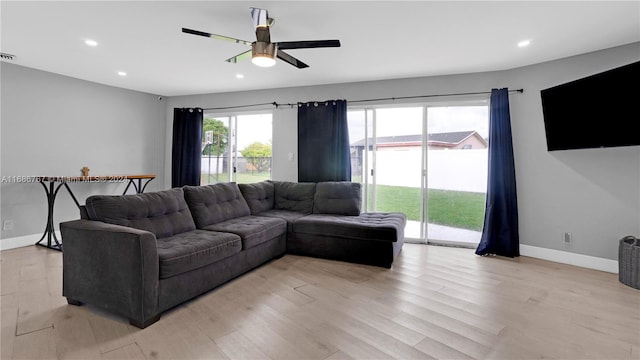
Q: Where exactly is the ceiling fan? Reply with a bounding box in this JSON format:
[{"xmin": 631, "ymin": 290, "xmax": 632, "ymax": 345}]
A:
[{"xmin": 182, "ymin": 7, "xmax": 341, "ymax": 69}]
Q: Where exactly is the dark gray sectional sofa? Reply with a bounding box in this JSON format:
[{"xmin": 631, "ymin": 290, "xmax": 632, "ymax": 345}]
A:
[{"xmin": 60, "ymin": 180, "xmax": 405, "ymax": 328}]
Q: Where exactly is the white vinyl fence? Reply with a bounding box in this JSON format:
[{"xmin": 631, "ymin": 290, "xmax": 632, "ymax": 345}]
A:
[{"xmin": 365, "ymin": 149, "xmax": 487, "ymax": 193}]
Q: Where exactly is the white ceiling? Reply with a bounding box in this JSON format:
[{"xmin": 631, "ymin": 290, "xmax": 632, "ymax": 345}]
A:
[{"xmin": 2, "ymin": 1, "xmax": 639, "ymax": 97}]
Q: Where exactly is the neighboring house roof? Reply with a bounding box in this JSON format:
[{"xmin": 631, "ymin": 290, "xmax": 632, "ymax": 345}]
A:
[
  {"xmin": 352, "ymin": 131, "xmax": 486, "ymax": 148},
  {"xmin": 351, "ymin": 135, "xmax": 421, "ymax": 147},
  {"xmin": 428, "ymin": 131, "xmax": 476, "ymax": 144}
]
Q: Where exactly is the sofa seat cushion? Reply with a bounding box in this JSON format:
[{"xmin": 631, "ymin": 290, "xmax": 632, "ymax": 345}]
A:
[
  {"xmin": 293, "ymin": 212, "xmax": 406, "ymax": 242},
  {"xmin": 85, "ymin": 188, "xmax": 196, "ymax": 239},
  {"xmin": 156, "ymin": 230, "xmax": 241, "ymax": 279},
  {"xmin": 256, "ymin": 209, "xmax": 308, "ymax": 233},
  {"xmin": 201, "ymin": 215, "xmax": 286, "ymax": 250}
]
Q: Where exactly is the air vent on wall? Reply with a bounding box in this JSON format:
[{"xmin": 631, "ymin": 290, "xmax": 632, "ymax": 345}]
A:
[{"xmin": 1, "ymin": 53, "xmax": 17, "ymax": 61}]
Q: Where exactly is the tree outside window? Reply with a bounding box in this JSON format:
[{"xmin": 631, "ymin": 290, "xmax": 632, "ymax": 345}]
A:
[
  {"xmin": 240, "ymin": 141, "xmax": 272, "ymax": 172},
  {"xmin": 202, "ymin": 118, "xmax": 228, "ymax": 156}
]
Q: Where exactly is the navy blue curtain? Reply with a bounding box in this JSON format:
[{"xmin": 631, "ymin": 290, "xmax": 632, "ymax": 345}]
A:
[
  {"xmin": 298, "ymin": 100, "xmax": 351, "ymax": 182},
  {"xmin": 172, "ymin": 107, "xmax": 203, "ymax": 188},
  {"xmin": 476, "ymin": 88, "xmax": 520, "ymax": 257}
]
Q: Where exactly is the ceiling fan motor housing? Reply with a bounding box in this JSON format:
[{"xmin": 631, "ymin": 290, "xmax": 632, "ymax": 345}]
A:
[{"xmin": 252, "ymin": 42, "xmax": 277, "ymax": 59}]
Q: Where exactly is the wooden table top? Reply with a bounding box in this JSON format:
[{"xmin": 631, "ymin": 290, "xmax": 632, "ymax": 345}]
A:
[{"xmin": 37, "ymin": 174, "xmax": 156, "ymax": 182}]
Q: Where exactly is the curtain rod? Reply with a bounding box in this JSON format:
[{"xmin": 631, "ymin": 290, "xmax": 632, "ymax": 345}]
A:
[
  {"xmin": 349, "ymin": 88, "xmax": 524, "ymax": 104},
  {"xmin": 202, "ymin": 102, "xmax": 277, "ymax": 111},
  {"xmin": 201, "ymin": 88, "xmax": 524, "ymax": 111}
]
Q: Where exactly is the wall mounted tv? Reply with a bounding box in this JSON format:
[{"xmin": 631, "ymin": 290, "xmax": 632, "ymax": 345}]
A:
[{"xmin": 540, "ymin": 60, "xmax": 639, "ymax": 151}]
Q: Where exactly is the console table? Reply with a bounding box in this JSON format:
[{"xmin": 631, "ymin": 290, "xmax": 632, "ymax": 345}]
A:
[{"xmin": 36, "ymin": 174, "xmax": 156, "ymax": 251}]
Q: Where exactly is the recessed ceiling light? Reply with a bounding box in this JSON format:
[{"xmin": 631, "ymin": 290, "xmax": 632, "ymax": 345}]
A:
[
  {"xmin": 236, "ymin": 74, "xmax": 244, "ymax": 79},
  {"xmin": 117, "ymin": 71, "xmax": 127, "ymax": 76},
  {"xmin": 85, "ymin": 39, "xmax": 98, "ymax": 47},
  {"xmin": 517, "ymin": 39, "xmax": 531, "ymax": 48}
]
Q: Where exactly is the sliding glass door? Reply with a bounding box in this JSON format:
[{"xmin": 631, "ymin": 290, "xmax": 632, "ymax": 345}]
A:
[
  {"xmin": 201, "ymin": 116, "xmax": 231, "ymax": 184},
  {"xmin": 348, "ymin": 102, "xmax": 488, "ymax": 246},
  {"xmin": 425, "ymin": 105, "xmax": 488, "ymax": 246},
  {"xmin": 348, "ymin": 106, "xmax": 425, "ymax": 241},
  {"xmin": 201, "ymin": 112, "xmax": 272, "ymax": 185},
  {"xmin": 233, "ymin": 113, "xmax": 273, "ymax": 183},
  {"xmin": 370, "ymin": 107, "xmax": 424, "ymax": 240}
]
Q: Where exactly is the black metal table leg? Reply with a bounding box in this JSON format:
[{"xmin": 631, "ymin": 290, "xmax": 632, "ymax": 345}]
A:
[
  {"xmin": 140, "ymin": 178, "xmax": 153, "ymax": 193},
  {"xmin": 122, "ymin": 179, "xmax": 134, "ymax": 194},
  {"xmin": 122, "ymin": 178, "xmax": 153, "ymax": 194},
  {"xmin": 35, "ymin": 180, "xmax": 64, "ymax": 251}
]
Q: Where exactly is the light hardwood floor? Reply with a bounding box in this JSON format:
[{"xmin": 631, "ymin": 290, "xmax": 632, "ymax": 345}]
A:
[{"xmin": 1, "ymin": 243, "xmax": 638, "ymax": 360}]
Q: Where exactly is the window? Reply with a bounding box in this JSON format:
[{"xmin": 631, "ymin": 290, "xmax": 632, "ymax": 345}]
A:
[
  {"xmin": 347, "ymin": 102, "xmax": 489, "ymax": 247},
  {"xmin": 201, "ymin": 112, "xmax": 273, "ymax": 185}
]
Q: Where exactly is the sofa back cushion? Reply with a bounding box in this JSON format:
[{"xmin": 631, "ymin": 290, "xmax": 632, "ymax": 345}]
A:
[
  {"xmin": 313, "ymin": 182, "xmax": 362, "ymax": 216},
  {"xmin": 238, "ymin": 181, "xmax": 275, "ymax": 214},
  {"xmin": 85, "ymin": 188, "xmax": 196, "ymax": 238},
  {"xmin": 270, "ymin": 181, "xmax": 316, "ymax": 214},
  {"xmin": 183, "ymin": 182, "xmax": 251, "ymax": 228}
]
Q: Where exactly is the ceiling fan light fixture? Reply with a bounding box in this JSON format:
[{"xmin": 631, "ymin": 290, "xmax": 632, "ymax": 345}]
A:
[
  {"xmin": 252, "ymin": 55, "xmax": 276, "ymax": 67},
  {"xmin": 251, "ymin": 42, "xmax": 277, "ymax": 67}
]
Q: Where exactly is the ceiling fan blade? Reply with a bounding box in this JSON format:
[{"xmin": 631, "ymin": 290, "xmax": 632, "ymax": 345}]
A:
[
  {"xmin": 276, "ymin": 40, "xmax": 341, "ymax": 50},
  {"xmin": 277, "ymin": 50, "xmax": 309, "ymax": 69},
  {"xmin": 182, "ymin": 27, "xmax": 252, "ymax": 46},
  {"xmin": 225, "ymin": 49, "xmax": 253, "ymax": 64}
]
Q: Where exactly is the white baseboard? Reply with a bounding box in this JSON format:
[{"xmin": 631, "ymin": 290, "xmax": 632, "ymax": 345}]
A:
[
  {"xmin": 520, "ymin": 244, "xmax": 618, "ymax": 273},
  {"xmin": 0, "ymin": 232, "xmax": 62, "ymax": 251}
]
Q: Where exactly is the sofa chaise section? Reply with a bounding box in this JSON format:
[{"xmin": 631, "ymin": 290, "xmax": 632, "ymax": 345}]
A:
[
  {"xmin": 289, "ymin": 182, "xmax": 406, "ymax": 268},
  {"xmin": 291, "ymin": 212, "xmax": 406, "ymax": 269},
  {"xmin": 241, "ymin": 181, "xmax": 406, "ymax": 268}
]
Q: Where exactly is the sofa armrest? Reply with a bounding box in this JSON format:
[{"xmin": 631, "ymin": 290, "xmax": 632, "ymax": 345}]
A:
[{"xmin": 60, "ymin": 219, "xmax": 160, "ymax": 327}]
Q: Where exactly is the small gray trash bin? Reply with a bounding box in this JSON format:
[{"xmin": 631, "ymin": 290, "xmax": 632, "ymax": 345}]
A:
[{"xmin": 619, "ymin": 236, "xmax": 640, "ymax": 289}]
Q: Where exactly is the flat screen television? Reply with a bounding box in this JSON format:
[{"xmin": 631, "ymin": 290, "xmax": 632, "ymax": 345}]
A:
[{"xmin": 540, "ymin": 60, "xmax": 640, "ymax": 151}]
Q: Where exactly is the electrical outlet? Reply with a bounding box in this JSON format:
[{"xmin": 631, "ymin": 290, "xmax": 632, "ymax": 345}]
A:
[
  {"xmin": 3, "ymin": 220, "xmax": 14, "ymax": 231},
  {"xmin": 563, "ymin": 232, "xmax": 572, "ymax": 245}
]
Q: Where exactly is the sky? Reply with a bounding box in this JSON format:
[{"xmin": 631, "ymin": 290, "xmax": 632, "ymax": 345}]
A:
[{"xmin": 348, "ymin": 105, "xmax": 489, "ymax": 144}]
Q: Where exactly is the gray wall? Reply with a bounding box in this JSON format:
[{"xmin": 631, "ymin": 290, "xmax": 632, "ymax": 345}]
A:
[
  {"xmin": 504, "ymin": 43, "xmax": 640, "ymax": 261},
  {"xmin": 1, "ymin": 42, "xmax": 637, "ymax": 261},
  {"xmin": 0, "ymin": 63, "xmax": 166, "ymax": 242},
  {"xmin": 167, "ymin": 42, "xmax": 640, "ymax": 261}
]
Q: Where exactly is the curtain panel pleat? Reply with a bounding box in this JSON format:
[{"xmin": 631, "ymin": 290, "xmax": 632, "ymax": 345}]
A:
[
  {"xmin": 297, "ymin": 100, "xmax": 351, "ymax": 182},
  {"xmin": 171, "ymin": 107, "xmax": 203, "ymax": 188},
  {"xmin": 476, "ymin": 88, "xmax": 520, "ymax": 257}
]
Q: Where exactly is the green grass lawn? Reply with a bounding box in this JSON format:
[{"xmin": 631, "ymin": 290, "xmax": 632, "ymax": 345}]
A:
[
  {"xmin": 201, "ymin": 172, "xmax": 270, "ymax": 185},
  {"xmin": 372, "ymin": 184, "xmax": 486, "ymax": 231},
  {"xmin": 235, "ymin": 172, "xmax": 271, "ymax": 184}
]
